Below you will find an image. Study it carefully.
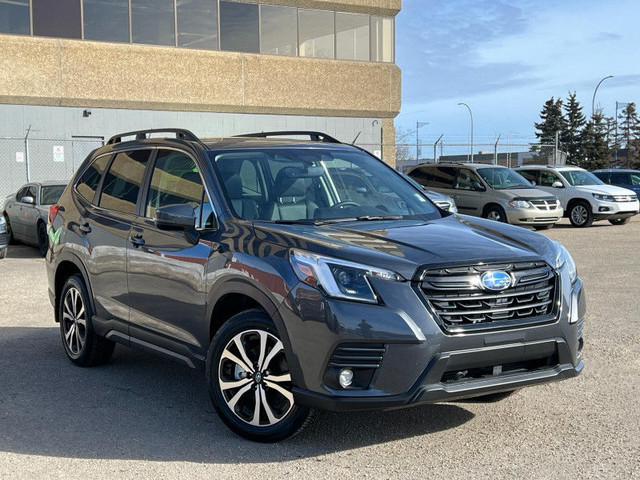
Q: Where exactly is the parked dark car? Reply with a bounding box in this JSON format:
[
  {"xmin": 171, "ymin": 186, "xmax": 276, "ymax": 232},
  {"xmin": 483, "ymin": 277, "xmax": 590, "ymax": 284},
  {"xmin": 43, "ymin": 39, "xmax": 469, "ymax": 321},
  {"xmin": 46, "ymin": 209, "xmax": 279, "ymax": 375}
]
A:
[
  {"xmin": 592, "ymin": 169, "xmax": 640, "ymax": 198},
  {"xmin": 3, "ymin": 181, "xmax": 66, "ymax": 255},
  {"xmin": 46, "ymin": 129, "xmax": 585, "ymax": 442}
]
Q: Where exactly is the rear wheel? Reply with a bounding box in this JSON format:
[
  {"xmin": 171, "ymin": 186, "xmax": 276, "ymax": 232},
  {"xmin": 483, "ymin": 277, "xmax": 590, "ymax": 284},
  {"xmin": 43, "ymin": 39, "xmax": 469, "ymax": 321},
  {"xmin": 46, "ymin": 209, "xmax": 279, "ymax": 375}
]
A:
[
  {"xmin": 569, "ymin": 201, "xmax": 593, "ymax": 227},
  {"xmin": 4, "ymin": 215, "xmax": 15, "ymax": 244},
  {"xmin": 609, "ymin": 218, "xmax": 630, "ymax": 225},
  {"xmin": 37, "ymin": 222, "xmax": 48, "ymax": 256},
  {"xmin": 484, "ymin": 205, "xmax": 507, "ymax": 223},
  {"xmin": 206, "ymin": 310, "xmax": 317, "ymax": 442}
]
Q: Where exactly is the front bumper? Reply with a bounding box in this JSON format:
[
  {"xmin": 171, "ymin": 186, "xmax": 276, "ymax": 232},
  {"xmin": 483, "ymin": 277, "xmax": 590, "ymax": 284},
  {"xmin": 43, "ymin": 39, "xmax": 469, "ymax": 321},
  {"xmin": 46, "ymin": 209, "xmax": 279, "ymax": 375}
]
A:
[
  {"xmin": 505, "ymin": 205, "xmax": 563, "ymax": 226},
  {"xmin": 590, "ymin": 199, "xmax": 639, "ymax": 220}
]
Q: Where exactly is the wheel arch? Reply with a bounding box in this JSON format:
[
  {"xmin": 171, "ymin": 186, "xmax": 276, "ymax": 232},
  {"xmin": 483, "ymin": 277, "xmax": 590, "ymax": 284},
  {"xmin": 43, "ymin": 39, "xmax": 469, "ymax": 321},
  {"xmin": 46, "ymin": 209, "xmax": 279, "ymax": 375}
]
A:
[
  {"xmin": 566, "ymin": 197, "xmax": 592, "ymax": 215},
  {"xmin": 53, "ymin": 254, "xmax": 95, "ymax": 324},
  {"xmin": 482, "ymin": 202, "xmax": 505, "ymax": 216}
]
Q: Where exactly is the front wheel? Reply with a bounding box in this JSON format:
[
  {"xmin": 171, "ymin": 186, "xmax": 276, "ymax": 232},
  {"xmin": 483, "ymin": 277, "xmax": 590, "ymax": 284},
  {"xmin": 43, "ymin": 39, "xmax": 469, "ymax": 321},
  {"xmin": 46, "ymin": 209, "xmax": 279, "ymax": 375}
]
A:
[
  {"xmin": 569, "ymin": 201, "xmax": 593, "ymax": 227},
  {"xmin": 484, "ymin": 205, "xmax": 507, "ymax": 223},
  {"xmin": 609, "ymin": 218, "xmax": 630, "ymax": 225},
  {"xmin": 206, "ymin": 310, "xmax": 317, "ymax": 442}
]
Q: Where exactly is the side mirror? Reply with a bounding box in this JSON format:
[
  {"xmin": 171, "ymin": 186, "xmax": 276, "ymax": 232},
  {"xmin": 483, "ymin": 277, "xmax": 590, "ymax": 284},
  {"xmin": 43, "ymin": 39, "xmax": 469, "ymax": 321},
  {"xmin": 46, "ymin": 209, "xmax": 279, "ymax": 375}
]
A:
[
  {"xmin": 552, "ymin": 181, "xmax": 564, "ymax": 188},
  {"xmin": 471, "ymin": 181, "xmax": 486, "ymax": 192},
  {"xmin": 21, "ymin": 196, "xmax": 35, "ymax": 204},
  {"xmin": 154, "ymin": 204, "xmax": 196, "ymax": 231}
]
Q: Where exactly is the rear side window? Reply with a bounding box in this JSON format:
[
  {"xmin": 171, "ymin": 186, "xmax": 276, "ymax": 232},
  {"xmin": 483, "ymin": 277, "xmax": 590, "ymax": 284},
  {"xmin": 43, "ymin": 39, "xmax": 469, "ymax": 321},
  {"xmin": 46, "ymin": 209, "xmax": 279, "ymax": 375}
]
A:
[
  {"xmin": 610, "ymin": 172, "xmax": 630, "ymax": 185},
  {"xmin": 99, "ymin": 150, "xmax": 151, "ymax": 214},
  {"xmin": 518, "ymin": 170, "xmax": 537, "ymax": 184},
  {"xmin": 410, "ymin": 166, "xmax": 456, "ymax": 188},
  {"xmin": 76, "ymin": 155, "xmax": 110, "ymax": 204}
]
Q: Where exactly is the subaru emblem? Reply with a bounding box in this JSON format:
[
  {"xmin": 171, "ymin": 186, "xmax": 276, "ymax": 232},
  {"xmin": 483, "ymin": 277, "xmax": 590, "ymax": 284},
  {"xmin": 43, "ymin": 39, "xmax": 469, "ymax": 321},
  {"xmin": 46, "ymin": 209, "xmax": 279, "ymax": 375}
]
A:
[{"xmin": 480, "ymin": 270, "xmax": 512, "ymax": 291}]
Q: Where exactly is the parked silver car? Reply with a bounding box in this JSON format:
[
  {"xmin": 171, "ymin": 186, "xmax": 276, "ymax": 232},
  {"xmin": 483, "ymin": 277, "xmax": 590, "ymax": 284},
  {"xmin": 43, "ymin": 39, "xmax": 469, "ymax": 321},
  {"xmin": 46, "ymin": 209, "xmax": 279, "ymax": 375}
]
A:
[
  {"xmin": 0, "ymin": 215, "xmax": 7, "ymax": 259},
  {"xmin": 3, "ymin": 181, "xmax": 66, "ymax": 256}
]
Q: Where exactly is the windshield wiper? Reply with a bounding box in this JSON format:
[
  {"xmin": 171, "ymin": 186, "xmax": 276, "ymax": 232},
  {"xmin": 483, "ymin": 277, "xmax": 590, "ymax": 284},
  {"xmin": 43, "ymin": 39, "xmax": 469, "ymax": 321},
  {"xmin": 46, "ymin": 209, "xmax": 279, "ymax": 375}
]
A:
[{"xmin": 355, "ymin": 215, "xmax": 404, "ymax": 221}]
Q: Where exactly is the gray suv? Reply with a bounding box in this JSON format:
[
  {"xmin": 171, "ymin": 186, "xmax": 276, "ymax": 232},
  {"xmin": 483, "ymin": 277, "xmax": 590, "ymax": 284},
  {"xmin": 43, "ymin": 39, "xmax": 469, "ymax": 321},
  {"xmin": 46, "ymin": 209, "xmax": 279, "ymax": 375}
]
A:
[{"xmin": 46, "ymin": 129, "xmax": 585, "ymax": 442}]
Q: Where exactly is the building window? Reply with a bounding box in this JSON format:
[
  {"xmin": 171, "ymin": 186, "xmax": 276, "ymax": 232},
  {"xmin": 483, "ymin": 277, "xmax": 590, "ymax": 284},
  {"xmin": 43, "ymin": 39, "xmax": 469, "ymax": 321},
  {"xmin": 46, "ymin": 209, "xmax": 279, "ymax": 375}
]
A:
[
  {"xmin": 131, "ymin": 0, "xmax": 175, "ymax": 46},
  {"xmin": 298, "ymin": 8, "xmax": 334, "ymax": 59},
  {"xmin": 260, "ymin": 4, "xmax": 296, "ymax": 56},
  {"xmin": 336, "ymin": 12, "xmax": 369, "ymax": 61},
  {"xmin": 84, "ymin": 0, "xmax": 129, "ymax": 43},
  {"xmin": 32, "ymin": 0, "xmax": 81, "ymax": 39},
  {"xmin": 0, "ymin": 0, "xmax": 30, "ymax": 35},
  {"xmin": 371, "ymin": 16, "xmax": 394, "ymax": 62},
  {"xmin": 177, "ymin": 0, "xmax": 218, "ymax": 50},
  {"xmin": 219, "ymin": 1, "xmax": 258, "ymax": 53}
]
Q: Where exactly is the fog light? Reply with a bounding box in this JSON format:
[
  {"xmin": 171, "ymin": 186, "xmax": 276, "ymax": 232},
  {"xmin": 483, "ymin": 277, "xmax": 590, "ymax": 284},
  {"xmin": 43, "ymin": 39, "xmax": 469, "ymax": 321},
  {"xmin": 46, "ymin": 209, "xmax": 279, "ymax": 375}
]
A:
[
  {"xmin": 338, "ymin": 368, "xmax": 354, "ymax": 388},
  {"xmin": 599, "ymin": 206, "xmax": 610, "ymax": 212}
]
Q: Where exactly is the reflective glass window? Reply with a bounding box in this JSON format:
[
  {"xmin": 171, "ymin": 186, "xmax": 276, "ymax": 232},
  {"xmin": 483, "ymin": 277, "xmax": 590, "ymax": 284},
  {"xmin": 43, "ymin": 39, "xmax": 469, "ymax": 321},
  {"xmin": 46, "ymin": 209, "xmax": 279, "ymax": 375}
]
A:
[
  {"xmin": 99, "ymin": 150, "xmax": 151, "ymax": 214},
  {"xmin": 83, "ymin": 0, "xmax": 129, "ymax": 43},
  {"xmin": 0, "ymin": 0, "xmax": 30, "ymax": 35},
  {"xmin": 260, "ymin": 5, "xmax": 296, "ymax": 56},
  {"xmin": 298, "ymin": 9, "xmax": 334, "ymax": 59},
  {"xmin": 219, "ymin": 1, "xmax": 258, "ymax": 53},
  {"xmin": 132, "ymin": 0, "xmax": 175, "ymax": 46},
  {"xmin": 76, "ymin": 155, "xmax": 110, "ymax": 203},
  {"xmin": 336, "ymin": 12, "xmax": 369, "ymax": 61},
  {"xmin": 33, "ymin": 0, "xmax": 81, "ymax": 39},
  {"xmin": 177, "ymin": 0, "xmax": 218, "ymax": 50},
  {"xmin": 370, "ymin": 15, "xmax": 394, "ymax": 62}
]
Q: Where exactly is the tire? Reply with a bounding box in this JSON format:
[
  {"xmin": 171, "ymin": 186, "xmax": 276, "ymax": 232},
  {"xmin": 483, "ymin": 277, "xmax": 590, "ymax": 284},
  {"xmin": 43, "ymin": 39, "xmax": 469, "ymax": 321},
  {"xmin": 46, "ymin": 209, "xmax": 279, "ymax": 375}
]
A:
[
  {"xmin": 0, "ymin": 248, "xmax": 6, "ymax": 259},
  {"xmin": 533, "ymin": 224, "xmax": 553, "ymax": 231},
  {"xmin": 59, "ymin": 274, "xmax": 115, "ymax": 367},
  {"xmin": 37, "ymin": 221, "xmax": 48, "ymax": 257},
  {"xmin": 206, "ymin": 309, "xmax": 317, "ymax": 442},
  {"xmin": 568, "ymin": 201, "xmax": 593, "ymax": 227},
  {"xmin": 461, "ymin": 390, "xmax": 518, "ymax": 403},
  {"xmin": 4, "ymin": 215, "xmax": 16, "ymax": 244},
  {"xmin": 484, "ymin": 205, "xmax": 507, "ymax": 223},
  {"xmin": 609, "ymin": 218, "xmax": 630, "ymax": 226}
]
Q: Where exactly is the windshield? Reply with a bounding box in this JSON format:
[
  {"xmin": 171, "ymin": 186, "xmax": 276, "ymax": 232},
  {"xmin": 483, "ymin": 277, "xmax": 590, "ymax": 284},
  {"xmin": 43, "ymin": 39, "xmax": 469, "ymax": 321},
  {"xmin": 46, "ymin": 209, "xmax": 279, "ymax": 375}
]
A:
[
  {"xmin": 40, "ymin": 185, "xmax": 65, "ymax": 205},
  {"xmin": 207, "ymin": 147, "xmax": 440, "ymax": 223},
  {"xmin": 559, "ymin": 170, "xmax": 604, "ymax": 186},
  {"xmin": 476, "ymin": 168, "xmax": 532, "ymax": 189}
]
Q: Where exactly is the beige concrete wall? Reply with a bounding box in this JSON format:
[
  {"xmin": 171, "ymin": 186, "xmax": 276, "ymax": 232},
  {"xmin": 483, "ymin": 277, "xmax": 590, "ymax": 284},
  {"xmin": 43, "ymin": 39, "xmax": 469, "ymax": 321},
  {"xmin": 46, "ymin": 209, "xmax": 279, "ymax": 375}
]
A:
[{"xmin": 0, "ymin": 35, "xmax": 400, "ymax": 119}]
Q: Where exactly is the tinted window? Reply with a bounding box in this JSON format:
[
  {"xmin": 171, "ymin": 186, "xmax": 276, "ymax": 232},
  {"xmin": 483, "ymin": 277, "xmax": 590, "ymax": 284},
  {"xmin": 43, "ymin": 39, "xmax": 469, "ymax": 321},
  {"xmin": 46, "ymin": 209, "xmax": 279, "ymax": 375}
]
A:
[
  {"xmin": 260, "ymin": 5, "xmax": 297, "ymax": 56},
  {"xmin": 518, "ymin": 170, "xmax": 537, "ymax": 184},
  {"xmin": 409, "ymin": 166, "xmax": 456, "ymax": 189},
  {"xmin": 610, "ymin": 172, "xmax": 631, "ymax": 185},
  {"xmin": 299, "ymin": 9, "xmax": 334, "ymax": 59},
  {"xmin": 99, "ymin": 150, "xmax": 150, "ymax": 214},
  {"xmin": 538, "ymin": 170, "xmax": 559, "ymax": 187},
  {"xmin": 77, "ymin": 155, "xmax": 110, "ymax": 203},
  {"xmin": 83, "ymin": 0, "xmax": 130, "ymax": 43},
  {"xmin": 178, "ymin": 0, "xmax": 218, "ymax": 50},
  {"xmin": 132, "ymin": 0, "xmax": 175, "ymax": 46},
  {"xmin": 455, "ymin": 169, "xmax": 481, "ymax": 191},
  {"xmin": 33, "ymin": 0, "xmax": 81, "ymax": 39},
  {"xmin": 0, "ymin": 0, "xmax": 30, "ymax": 35},
  {"xmin": 219, "ymin": 1, "xmax": 259, "ymax": 53},
  {"xmin": 41, "ymin": 185, "xmax": 66, "ymax": 205},
  {"xmin": 145, "ymin": 150, "xmax": 204, "ymax": 221},
  {"xmin": 336, "ymin": 12, "xmax": 369, "ymax": 61}
]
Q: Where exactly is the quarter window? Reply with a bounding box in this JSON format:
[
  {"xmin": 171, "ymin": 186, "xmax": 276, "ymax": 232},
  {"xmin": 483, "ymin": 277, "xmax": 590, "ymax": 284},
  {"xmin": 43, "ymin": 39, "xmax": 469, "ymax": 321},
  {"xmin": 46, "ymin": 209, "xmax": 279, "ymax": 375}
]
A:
[
  {"xmin": 99, "ymin": 150, "xmax": 151, "ymax": 214},
  {"xmin": 77, "ymin": 155, "xmax": 110, "ymax": 204}
]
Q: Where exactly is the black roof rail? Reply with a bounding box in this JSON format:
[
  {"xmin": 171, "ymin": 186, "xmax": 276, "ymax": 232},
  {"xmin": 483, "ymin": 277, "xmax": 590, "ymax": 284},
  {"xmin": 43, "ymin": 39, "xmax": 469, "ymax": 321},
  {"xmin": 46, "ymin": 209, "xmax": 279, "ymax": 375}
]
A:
[
  {"xmin": 106, "ymin": 128, "xmax": 203, "ymax": 146},
  {"xmin": 234, "ymin": 131, "xmax": 342, "ymax": 144}
]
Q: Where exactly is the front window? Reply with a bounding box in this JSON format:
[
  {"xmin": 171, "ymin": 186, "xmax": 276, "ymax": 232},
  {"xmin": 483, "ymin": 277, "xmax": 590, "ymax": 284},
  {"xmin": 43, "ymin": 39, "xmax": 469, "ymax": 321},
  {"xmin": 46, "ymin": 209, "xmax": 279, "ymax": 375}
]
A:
[
  {"xmin": 476, "ymin": 168, "xmax": 532, "ymax": 189},
  {"xmin": 559, "ymin": 170, "xmax": 604, "ymax": 186},
  {"xmin": 40, "ymin": 185, "xmax": 66, "ymax": 205},
  {"xmin": 208, "ymin": 148, "xmax": 440, "ymax": 223}
]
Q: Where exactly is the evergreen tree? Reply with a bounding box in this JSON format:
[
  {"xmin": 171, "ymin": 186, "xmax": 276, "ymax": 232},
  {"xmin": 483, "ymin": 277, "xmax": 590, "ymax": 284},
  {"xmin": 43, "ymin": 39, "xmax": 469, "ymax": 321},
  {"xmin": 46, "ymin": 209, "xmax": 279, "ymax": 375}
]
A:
[
  {"xmin": 562, "ymin": 92, "xmax": 586, "ymax": 165},
  {"xmin": 582, "ymin": 111, "xmax": 610, "ymax": 170},
  {"xmin": 617, "ymin": 103, "xmax": 640, "ymax": 168},
  {"xmin": 534, "ymin": 97, "xmax": 566, "ymax": 162}
]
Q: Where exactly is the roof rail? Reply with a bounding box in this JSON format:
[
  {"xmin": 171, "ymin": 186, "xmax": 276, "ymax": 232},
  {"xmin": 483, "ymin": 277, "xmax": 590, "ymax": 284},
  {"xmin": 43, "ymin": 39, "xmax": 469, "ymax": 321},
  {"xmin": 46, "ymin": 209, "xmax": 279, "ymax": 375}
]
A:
[
  {"xmin": 106, "ymin": 128, "xmax": 202, "ymax": 145},
  {"xmin": 234, "ymin": 131, "xmax": 342, "ymax": 144}
]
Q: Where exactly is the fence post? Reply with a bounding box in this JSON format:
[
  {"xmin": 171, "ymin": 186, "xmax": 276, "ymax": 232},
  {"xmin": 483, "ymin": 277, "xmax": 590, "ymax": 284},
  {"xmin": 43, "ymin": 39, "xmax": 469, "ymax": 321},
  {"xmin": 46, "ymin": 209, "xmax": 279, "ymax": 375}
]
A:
[{"xmin": 24, "ymin": 125, "xmax": 32, "ymax": 182}]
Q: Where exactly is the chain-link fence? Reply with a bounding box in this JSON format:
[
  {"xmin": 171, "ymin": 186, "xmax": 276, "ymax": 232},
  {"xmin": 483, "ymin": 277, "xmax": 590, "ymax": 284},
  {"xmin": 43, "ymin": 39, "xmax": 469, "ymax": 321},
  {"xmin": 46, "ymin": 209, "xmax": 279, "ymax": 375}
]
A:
[{"xmin": 0, "ymin": 137, "xmax": 103, "ymax": 202}]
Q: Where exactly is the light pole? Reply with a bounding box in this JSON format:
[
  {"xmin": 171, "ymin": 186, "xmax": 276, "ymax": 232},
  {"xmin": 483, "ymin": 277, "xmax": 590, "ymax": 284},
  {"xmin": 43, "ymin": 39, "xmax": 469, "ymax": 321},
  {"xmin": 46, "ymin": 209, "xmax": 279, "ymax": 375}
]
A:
[
  {"xmin": 592, "ymin": 75, "xmax": 613, "ymax": 117},
  {"xmin": 416, "ymin": 121, "xmax": 429, "ymax": 161},
  {"xmin": 458, "ymin": 103, "xmax": 474, "ymax": 163}
]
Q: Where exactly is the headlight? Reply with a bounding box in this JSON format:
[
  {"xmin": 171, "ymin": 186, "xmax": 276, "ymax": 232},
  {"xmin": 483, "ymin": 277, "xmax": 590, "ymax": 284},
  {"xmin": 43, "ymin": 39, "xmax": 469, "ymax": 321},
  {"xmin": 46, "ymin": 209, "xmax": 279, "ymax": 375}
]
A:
[
  {"xmin": 593, "ymin": 193, "xmax": 615, "ymax": 202},
  {"xmin": 509, "ymin": 199, "xmax": 532, "ymax": 208},
  {"xmin": 554, "ymin": 241, "xmax": 577, "ymax": 284},
  {"xmin": 289, "ymin": 249, "xmax": 403, "ymax": 303}
]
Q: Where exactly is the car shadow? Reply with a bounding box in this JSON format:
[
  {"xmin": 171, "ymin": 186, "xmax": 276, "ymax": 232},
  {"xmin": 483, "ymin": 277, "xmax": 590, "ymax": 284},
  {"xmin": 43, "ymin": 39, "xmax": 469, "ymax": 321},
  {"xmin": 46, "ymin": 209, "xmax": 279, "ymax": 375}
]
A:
[
  {"xmin": 5, "ymin": 244, "xmax": 42, "ymax": 259},
  {"xmin": 0, "ymin": 327, "xmax": 474, "ymax": 463}
]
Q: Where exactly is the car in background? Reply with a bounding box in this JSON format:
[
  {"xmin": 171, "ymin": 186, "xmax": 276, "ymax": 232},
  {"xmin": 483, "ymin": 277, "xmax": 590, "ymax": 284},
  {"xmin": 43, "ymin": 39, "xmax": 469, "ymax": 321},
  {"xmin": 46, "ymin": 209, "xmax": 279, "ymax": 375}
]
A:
[
  {"xmin": 407, "ymin": 163, "xmax": 562, "ymax": 229},
  {"xmin": 516, "ymin": 165, "xmax": 639, "ymax": 227},
  {"xmin": 0, "ymin": 215, "xmax": 7, "ymax": 259},
  {"xmin": 592, "ymin": 169, "xmax": 640, "ymax": 197},
  {"xmin": 3, "ymin": 181, "xmax": 67, "ymax": 255},
  {"xmin": 401, "ymin": 173, "xmax": 457, "ymax": 212}
]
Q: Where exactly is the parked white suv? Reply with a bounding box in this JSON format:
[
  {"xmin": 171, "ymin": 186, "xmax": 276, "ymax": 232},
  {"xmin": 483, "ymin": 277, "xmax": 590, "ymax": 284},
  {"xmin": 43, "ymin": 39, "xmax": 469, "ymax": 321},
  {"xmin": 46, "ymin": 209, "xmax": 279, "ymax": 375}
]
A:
[{"xmin": 515, "ymin": 165, "xmax": 639, "ymax": 227}]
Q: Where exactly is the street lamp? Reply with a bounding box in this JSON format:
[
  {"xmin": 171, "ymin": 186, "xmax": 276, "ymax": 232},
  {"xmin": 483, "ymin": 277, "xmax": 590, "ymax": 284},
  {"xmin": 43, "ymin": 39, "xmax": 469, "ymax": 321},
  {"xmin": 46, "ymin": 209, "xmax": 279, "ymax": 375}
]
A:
[
  {"xmin": 592, "ymin": 75, "xmax": 613, "ymax": 117},
  {"xmin": 458, "ymin": 103, "xmax": 474, "ymax": 163},
  {"xmin": 416, "ymin": 121, "xmax": 429, "ymax": 161}
]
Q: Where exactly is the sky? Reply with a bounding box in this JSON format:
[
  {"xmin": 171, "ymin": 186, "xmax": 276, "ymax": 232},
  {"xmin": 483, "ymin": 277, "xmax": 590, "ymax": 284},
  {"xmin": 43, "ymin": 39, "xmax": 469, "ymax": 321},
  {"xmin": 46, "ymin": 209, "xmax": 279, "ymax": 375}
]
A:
[{"xmin": 395, "ymin": 0, "xmax": 640, "ymax": 150}]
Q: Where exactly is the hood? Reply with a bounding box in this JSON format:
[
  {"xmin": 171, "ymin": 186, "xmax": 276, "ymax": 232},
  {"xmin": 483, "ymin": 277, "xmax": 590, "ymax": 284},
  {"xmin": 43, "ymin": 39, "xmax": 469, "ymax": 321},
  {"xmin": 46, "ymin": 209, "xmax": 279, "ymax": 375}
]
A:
[
  {"xmin": 498, "ymin": 188, "xmax": 556, "ymax": 200},
  {"xmin": 578, "ymin": 184, "xmax": 638, "ymax": 196},
  {"xmin": 253, "ymin": 215, "xmax": 556, "ymax": 280}
]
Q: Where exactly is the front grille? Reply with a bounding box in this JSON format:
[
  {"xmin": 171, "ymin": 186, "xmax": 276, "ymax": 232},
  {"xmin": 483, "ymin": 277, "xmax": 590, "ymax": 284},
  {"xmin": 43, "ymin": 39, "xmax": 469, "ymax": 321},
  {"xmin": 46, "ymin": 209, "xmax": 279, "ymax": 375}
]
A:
[
  {"xmin": 613, "ymin": 194, "xmax": 637, "ymax": 202},
  {"xmin": 530, "ymin": 199, "xmax": 559, "ymax": 210},
  {"xmin": 328, "ymin": 343, "xmax": 386, "ymax": 369},
  {"xmin": 420, "ymin": 261, "xmax": 558, "ymax": 333}
]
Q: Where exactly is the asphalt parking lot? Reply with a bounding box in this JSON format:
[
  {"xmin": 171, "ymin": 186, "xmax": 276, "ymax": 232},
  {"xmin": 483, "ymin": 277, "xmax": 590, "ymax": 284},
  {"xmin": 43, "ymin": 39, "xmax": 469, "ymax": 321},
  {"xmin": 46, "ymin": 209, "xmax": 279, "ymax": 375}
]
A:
[{"xmin": 0, "ymin": 217, "xmax": 639, "ymax": 479}]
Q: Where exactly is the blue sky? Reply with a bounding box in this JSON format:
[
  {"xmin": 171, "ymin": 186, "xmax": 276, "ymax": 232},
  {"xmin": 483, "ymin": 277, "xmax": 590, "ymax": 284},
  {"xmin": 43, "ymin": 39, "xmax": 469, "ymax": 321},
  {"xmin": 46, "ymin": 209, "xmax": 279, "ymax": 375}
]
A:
[{"xmin": 395, "ymin": 0, "xmax": 640, "ymax": 147}]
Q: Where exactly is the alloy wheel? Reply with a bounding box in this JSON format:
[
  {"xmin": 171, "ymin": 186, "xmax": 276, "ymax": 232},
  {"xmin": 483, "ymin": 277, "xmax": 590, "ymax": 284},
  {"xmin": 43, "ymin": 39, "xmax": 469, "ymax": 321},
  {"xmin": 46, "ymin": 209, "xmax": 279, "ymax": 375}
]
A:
[
  {"xmin": 61, "ymin": 287, "xmax": 87, "ymax": 357},
  {"xmin": 571, "ymin": 205, "xmax": 588, "ymax": 226}
]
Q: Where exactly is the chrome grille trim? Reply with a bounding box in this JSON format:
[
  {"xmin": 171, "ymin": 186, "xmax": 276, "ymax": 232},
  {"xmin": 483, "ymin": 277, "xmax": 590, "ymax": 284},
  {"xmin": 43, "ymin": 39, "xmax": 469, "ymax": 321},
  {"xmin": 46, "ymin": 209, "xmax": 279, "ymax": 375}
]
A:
[{"xmin": 530, "ymin": 199, "xmax": 559, "ymax": 211}]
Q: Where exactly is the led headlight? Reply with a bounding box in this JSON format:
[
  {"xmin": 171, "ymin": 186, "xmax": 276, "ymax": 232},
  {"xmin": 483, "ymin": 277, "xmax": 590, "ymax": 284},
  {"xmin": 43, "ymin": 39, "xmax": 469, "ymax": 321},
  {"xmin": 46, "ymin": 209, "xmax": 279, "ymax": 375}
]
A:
[
  {"xmin": 554, "ymin": 241, "xmax": 577, "ymax": 284},
  {"xmin": 592, "ymin": 193, "xmax": 615, "ymax": 202},
  {"xmin": 509, "ymin": 199, "xmax": 532, "ymax": 208},
  {"xmin": 289, "ymin": 249, "xmax": 404, "ymax": 303}
]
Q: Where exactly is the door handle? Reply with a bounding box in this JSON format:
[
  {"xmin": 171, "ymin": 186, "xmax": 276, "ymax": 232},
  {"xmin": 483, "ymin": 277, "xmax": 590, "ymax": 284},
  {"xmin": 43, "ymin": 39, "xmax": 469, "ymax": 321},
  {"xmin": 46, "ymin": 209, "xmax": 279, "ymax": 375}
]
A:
[
  {"xmin": 79, "ymin": 222, "xmax": 91, "ymax": 234},
  {"xmin": 130, "ymin": 233, "xmax": 145, "ymax": 247}
]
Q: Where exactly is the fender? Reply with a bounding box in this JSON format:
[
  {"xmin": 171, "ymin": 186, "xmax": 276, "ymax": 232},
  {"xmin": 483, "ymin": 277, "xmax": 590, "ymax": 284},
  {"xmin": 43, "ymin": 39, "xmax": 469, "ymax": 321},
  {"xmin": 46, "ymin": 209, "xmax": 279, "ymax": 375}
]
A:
[{"xmin": 51, "ymin": 250, "xmax": 96, "ymax": 323}]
